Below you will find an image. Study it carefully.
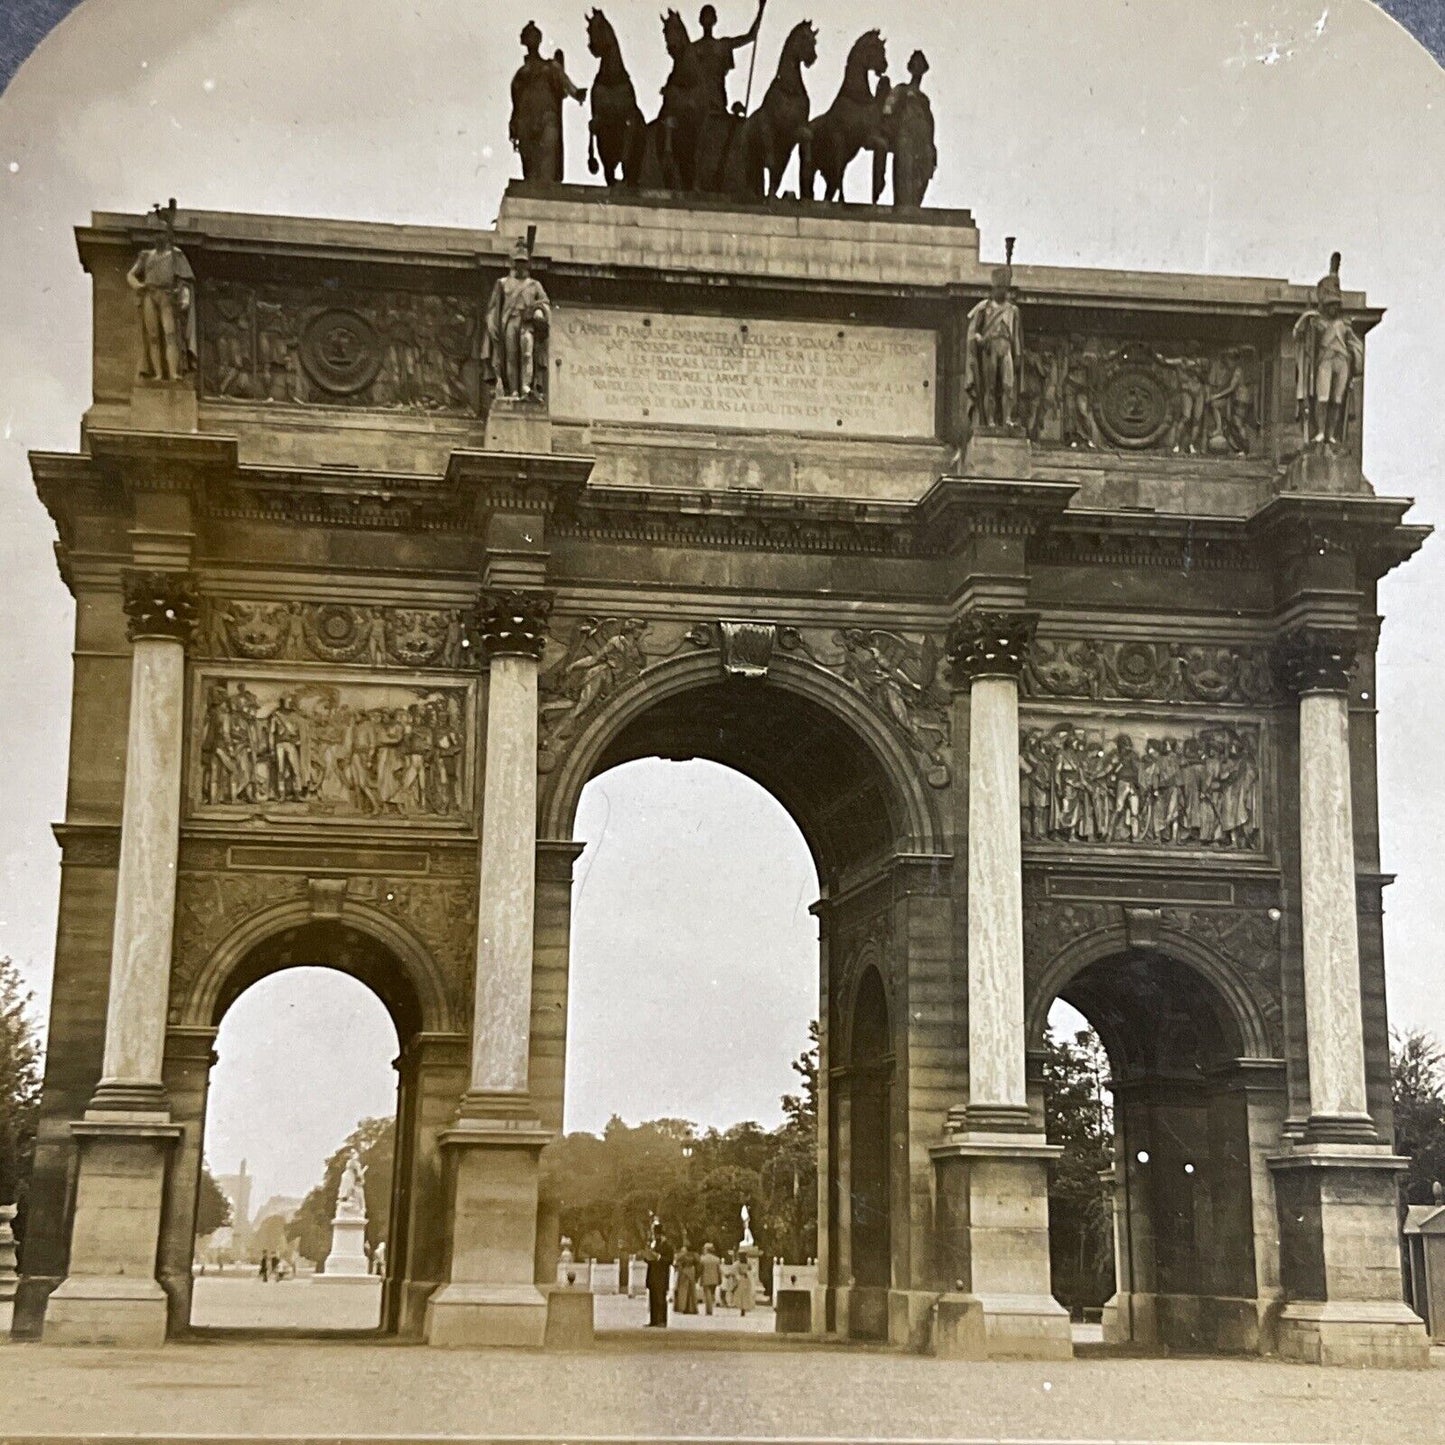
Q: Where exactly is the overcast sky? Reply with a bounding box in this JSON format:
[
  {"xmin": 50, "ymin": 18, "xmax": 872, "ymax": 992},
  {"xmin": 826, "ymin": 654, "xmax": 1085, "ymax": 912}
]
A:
[{"xmin": 1, "ymin": 0, "xmax": 1441, "ymax": 1208}]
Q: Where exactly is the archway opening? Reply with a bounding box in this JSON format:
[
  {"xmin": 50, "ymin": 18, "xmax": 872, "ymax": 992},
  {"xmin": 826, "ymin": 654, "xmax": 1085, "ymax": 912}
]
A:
[
  {"xmin": 548, "ymin": 754, "xmax": 820, "ymax": 1333},
  {"xmin": 187, "ymin": 955, "xmax": 402, "ymax": 1334},
  {"xmin": 1038, "ymin": 948, "xmax": 1266, "ymax": 1353}
]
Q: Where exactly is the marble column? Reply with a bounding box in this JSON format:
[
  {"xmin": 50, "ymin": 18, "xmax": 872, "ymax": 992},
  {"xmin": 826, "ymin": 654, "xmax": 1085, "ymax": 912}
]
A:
[
  {"xmin": 1268, "ymin": 624, "xmax": 1427, "ymax": 1368},
  {"xmin": 955, "ymin": 610, "xmax": 1036, "ymax": 1132},
  {"xmin": 1275, "ymin": 627, "xmax": 1374, "ymax": 1142},
  {"xmin": 425, "ymin": 589, "xmax": 556, "ymax": 1349},
  {"xmin": 930, "ymin": 609, "xmax": 1071, "ymax": 1360},
  {"xmin": 45, "ymin": 570, "xmax": 195, "ymax": 1347}
]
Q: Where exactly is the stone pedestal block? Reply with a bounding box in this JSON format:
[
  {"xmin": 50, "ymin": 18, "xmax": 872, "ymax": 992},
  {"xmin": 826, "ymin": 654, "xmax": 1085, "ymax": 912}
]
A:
[
  {"xmin": 931, "ymin": 1133, "xmax": 1073, "ymax": 1360},
  {"xmin": 544, "ymin": 1288, "xmax": 595, "ymax": 1349},
  {"xmin": 963, "ymin": 429, "xmax": 1032, "ymax": 479},
  {"xmin": 484, "ymin": 396, "xmax": 552, "ymax": 455},
  {"xmin": 1282, "ymin": 444, "xmax": 1370, "ymax": 496},
  {"xmin": 1270, "ymin": 1146, "xmax": 1428, "ymax": 1369},
  {"xmin": 319, "ymin": 1216, "xmax": 371, "ymax": 1280},
  {"xmin": 128, "ymin": 381, "xmax": 198, "ymax": 434},
  {"xmin": 775, "ymin": 1289, "xmax": 812, "ymax": 1333},
  {"xmin": 423, "ymin": 1117, "xmax": 551, "ymax": 1348},
  {"xmin": 932, "ymin": 1293, "xmax": 988, "ymax": 1359},
  {"xmin": 43, "ymin": 1119, "xmax": 179, "ymax": 1346}
]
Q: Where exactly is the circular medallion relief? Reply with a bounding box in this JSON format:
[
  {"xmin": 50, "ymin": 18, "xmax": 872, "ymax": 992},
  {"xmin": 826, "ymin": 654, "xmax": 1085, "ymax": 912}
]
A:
[
  {"xmin": 299, "ymin": 309, "xmax": 382, "ymax": 395},
  {"xmin": 1097, "ymin": 363, "xmax": 1171, "ymax": 449}
]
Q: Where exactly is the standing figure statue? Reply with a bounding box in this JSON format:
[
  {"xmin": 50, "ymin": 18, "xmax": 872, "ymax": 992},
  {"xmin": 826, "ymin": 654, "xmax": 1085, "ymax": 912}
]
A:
[
  {"xmin": 874, "ymin": 50, "xmax": 936, "ymax": 209},
  {"xmin": 965, "ymin": 249, "xmax": 1024, "ymax": 430},
  {"xmin": 509, "ymin": 20, "xmax": 587, "ymax": 183},
  {"xmin": 127, "ymin": 199, "xmax": 195, "ymax": 382},
  {"xmin": 485, "ymin": 239, "xmax": 551, "ymax": 402},
  {"xmin": 337, "ymin": 1149, "xmax": 367, "ymax": 1219},
  {"xmin": 740, "ymin": 1203, "xmax": 754, "ymax": 1249},
  {"xmin": 1293, "ymin": 252, "xmax": 1364, "ymax": 447},
  {"xmin": 693, "ymin": 0, "xmax": 766, "ymax": 115}
]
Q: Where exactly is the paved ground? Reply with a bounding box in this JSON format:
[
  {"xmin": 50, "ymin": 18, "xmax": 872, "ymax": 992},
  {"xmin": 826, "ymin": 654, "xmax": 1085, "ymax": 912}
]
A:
[
  {"xmin": 190, "ymin": 1275, "xmax": 382, "ymax": 1331},
  {"xmin": 2, "ymin": 1338, "xmax": 1444, "ymax": 1443},
  {"xmin": 595, "ymin": 1291, "xmax": 777, "ymax": 1334}
]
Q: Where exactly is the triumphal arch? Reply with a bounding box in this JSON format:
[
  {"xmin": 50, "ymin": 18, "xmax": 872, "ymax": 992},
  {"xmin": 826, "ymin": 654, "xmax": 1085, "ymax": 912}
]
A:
[{"xmin": 19, "ymin": 141, "xmax": 1430, "ymax": 1366}]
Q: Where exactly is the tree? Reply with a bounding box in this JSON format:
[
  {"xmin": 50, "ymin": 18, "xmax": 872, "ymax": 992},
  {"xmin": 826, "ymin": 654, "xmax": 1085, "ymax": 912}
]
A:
[
  {"xmin": 1041, "ymin": 1024, "xmax": 1115, "ymax": 1312},
  {"xmin": 195, "ymin": 1163, "xmax": 233, "ymax": 1238},
  {"xmin": 0, "ymin": 958, "xmax": 42, "ymax": 1247},
  {"xmin": 1392, "ymin": 1028, "xmax": 1445, "ymax": 1205},
  {"xmin": 287, "ymin": 1116, "xmax": 395, "ymax": 1267}
]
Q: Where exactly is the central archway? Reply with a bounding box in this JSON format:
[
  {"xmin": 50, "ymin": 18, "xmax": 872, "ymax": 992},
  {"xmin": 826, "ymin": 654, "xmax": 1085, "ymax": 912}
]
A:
[{"xmin": 538, "ymin": 654, "xmax": 949, "ymax": 1340}]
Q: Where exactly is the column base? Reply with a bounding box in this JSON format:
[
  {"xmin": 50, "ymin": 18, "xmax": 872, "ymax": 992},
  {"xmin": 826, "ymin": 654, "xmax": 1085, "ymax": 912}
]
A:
[
  {"xmin": 887, "ymin": 1288, "xmax": 940, "ymax": 1351},
  {"xmin": 424, "ymin": 1283, "xmax": 548, "ymax": 1347},
  {"xmin": 931, "ymin": 1292, "xmax": 988, "ymax": 1359},
  {"xmin": 423, "ymin": 1105, "xmax": 552, "ymax": 1350},
  {"xmin": 931, "ymin": 1129, "xmax": 1073, "ymax": 1360},
  {"xmin": 1105, "ymin": 1291, "xmax": 1275, "ymax": 1354},
  {"xmin": 1276, "ymin": 1300, "xmax": 1428, "ymax": 1369},
  {"xmin": 1270, "ymin": 1142, "xmax": 1426, "ymax": 1368},
  {"xmin": 43, "ymin": 1276, "xmax": 169, "ymax": 1347},
  {"xmin": 43, "ymin": 1114, "xmax": 180, "ymax": 1346}
]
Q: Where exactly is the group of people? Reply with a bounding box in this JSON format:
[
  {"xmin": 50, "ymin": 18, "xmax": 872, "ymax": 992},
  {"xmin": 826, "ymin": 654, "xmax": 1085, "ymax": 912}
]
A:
[
  {"xmin": 1020, "ymin": 724, "xmax": 1261, "ymax": 850},
  {"xmin": 642, "ymin": 1224, "xmax": 757, "ymax": 1327},
  {"xmin": 256, "ymin": 1252, "xmax": 292, "ymax": 1283},
  {"xmin": 199, "ymin": 683, "xmax": 464, "ymax": 818}
]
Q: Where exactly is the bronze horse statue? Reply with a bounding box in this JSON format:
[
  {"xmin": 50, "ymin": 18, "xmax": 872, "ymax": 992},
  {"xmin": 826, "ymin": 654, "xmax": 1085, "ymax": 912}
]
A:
[
  {"xmin": 804, "ymin": 28, "xmax": 889, "ymax": 202},
  {"xmin": 637, "ymin": 11, "xmax": 710, "ymax": 191},
  {"xmin": 723, "ymin": 19, "xmax": 818, "ymax": 199},
  {"xmin": 586, "ymin": 10, "xmax": 645, "ymax": 186}
]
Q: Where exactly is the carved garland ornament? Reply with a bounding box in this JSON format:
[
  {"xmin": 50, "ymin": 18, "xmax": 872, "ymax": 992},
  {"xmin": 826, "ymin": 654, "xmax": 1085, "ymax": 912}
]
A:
[
  {"xmin": 1021, "ymin": 637, "xmax": 1279, "ymax": 706},
  {"xmin": 199, "ymin": 599, "xmax": 472, "ymax": 671}
]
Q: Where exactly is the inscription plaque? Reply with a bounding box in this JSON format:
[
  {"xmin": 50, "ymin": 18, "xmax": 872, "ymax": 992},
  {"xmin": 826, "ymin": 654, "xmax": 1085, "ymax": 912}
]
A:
[{"xmin": 550, "ymin": 307, "xmax": 937, "ymax": 438}]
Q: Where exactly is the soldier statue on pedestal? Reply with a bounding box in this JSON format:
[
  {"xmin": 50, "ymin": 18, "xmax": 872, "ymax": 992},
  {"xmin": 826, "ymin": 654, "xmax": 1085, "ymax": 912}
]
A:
[
  {"xmin": 509, "ymin": 20, "xmax": 587, "ymax": 182},
  {"xmin": 965, "ymin": 243, "xmax": 1024, "ymax": 430},
  {"xmin": 1293, "ymin": 252, "xmax": 1365, "ymax": 447},
  {"xmin": 126, "ymin": 199, "xmax": 195, "ymax": 382},
  {"xmin": 484, "ymin": 239, "xmax": 551, "ymax": 402}
]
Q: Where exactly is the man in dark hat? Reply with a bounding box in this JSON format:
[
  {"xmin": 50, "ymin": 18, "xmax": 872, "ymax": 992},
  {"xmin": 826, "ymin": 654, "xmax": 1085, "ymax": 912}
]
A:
[
  {"xmin": 508, "ymin": 20, "xmax": 587, "ymax": 182},
  {"xmin": 642, "ymin": 1220, "xmax": 674, "ymax": 1327}
]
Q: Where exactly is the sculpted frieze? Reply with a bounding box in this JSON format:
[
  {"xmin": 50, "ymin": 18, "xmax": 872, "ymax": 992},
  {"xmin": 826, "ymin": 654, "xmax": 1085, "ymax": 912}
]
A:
[
  {"xmin": 1022, "ymin": 637, "xmax": 1279, "ymax": 707},
  {"xmin": 199, "ymin": 599, "xmax": 470, "ymax": 671},
  {"xmin": 1020, "ymin": 335, "xmax": 1260, "ymax": 456},
  {"xmin": 200, "ymin": 281, "xmax": 483, "ymax": 414},
  {"xmin": 537, "ymin": 616, "xmax": 653, "ymax": 773},
  {"xmin": 1020, "ymin": 717, "xmax": 1263, "ymax": 852},
  {"xmin": 192, "ymin": 672, "xmax": 474, "ymax": 823}
]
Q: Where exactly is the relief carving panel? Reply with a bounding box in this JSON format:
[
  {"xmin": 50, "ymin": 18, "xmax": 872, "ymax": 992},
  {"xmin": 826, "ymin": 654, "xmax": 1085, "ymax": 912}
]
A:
[
  {"xmin": 191, "ymin": 672, "xmax": 475, "ymax": 823},
  {"xmin": 200, "ymin": 281, "xmax": 483, "ymax": 413},
  {"xmin": 1020, "ymin": 716, "xmax": 1263, "ymax": 852},
  {"xmin": 1022, "ymin": 638, "xmax": 1280, "ymax": 707},
  {"xmin": 198, "ymin": 599, "xmax": 471, "ymax": 670},
  {"xmin": 1020, "ymin": 335, "xmax": 1260, "ymax": 456}
]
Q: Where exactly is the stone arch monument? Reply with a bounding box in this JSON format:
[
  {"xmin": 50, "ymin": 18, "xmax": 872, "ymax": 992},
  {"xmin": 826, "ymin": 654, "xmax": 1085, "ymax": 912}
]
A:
[{"xmin": 20, "ymin": 180, "xmax": 1429, "ymax": 1367}]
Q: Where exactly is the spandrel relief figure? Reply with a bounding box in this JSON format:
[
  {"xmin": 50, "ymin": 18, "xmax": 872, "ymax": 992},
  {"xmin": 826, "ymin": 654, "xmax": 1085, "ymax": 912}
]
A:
[
  {"xmin": 127, "ymin": 199, "xmax": 196, "ymax": 382},
  {"xmin": 485, "ymin": 240, "xmax": 551, "ymax": 402},
  {"xmin": 1294, "ymin": 251, "xmax": 1365, "ymax": 447},
  {"xmin": 509, "ymin": 20, "xmax": 587, "ymax": 182},
  {"xmin": 965, "ymin": 258, "xmax": 1024, "ymax": 430}
]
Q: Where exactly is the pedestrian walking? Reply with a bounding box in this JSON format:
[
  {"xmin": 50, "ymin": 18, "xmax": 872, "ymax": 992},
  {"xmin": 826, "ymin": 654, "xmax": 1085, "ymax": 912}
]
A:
[
  {"xmin": 698, "ymin": 1242, "xmax": 723, "ymax": 1315},
  {"xmin": 673, "ymin": 1242, "xmax": 699, "ymax": 1314},
  {"xmin": 643, "ymin": 1221, "xmax": 673, "ymax": 1328}
]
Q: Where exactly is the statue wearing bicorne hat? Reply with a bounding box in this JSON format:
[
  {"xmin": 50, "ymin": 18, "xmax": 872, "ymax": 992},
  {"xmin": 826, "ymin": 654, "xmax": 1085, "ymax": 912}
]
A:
[
  {"xmin": 1292, "ymin": 252, "xmax": 1365, "ymax": 448},
  {"xmin": 965, "ymin": 240, "xmax": 1024, "ymax": 430},
  {"xmin": 127, "ymin": 199, "xmax": 196, "ymax": 382},
  {"xmin": 484, "ymin": 238, "xmax": 551, "ymax": 403}
]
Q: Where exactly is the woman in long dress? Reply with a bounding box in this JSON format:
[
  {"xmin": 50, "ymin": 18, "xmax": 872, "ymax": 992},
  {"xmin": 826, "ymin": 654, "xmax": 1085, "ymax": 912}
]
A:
[
  {"xmin": 673, "ymin": 1244, "xmax": 699, "ymax": 1315},
  {"xmin": 732, "ymin": 1250, "xmax": 755, "ymax": 1318}
]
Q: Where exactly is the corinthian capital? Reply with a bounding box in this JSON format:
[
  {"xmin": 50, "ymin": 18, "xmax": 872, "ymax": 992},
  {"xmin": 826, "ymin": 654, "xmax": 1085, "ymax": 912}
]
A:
[
  {"xmin": 1271, "ymin": 625, "xmax": 1357, "ymax": 697},
  {"xmin": 948, "ymin": 609, "xmax": 1039, "ymax": 684},
  {"xmin": 121, "ymin": 569, "xmax": 199, "ymax": 644},
  {"xmin": 474, "ymin": 589, "xmax": 553, "ymax": 660}
]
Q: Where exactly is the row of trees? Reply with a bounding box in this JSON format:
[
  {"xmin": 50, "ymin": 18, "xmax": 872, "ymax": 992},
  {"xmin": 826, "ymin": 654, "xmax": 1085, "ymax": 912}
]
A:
[{"xmin": 541, "ymin": 1024, "xmax": 820, "ymax": 1264}]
